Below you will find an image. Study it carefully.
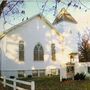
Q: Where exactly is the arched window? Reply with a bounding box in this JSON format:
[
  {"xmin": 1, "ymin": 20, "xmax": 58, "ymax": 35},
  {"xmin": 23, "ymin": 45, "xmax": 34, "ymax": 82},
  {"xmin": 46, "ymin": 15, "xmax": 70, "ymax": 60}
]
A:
[
  {"xmin": 19, "ymin": 40, "xmax": 24, "ymax": 61},
  {"xmin": 51, "ymin": 43, "xmax": 56, "ymax": 61},
  {"xmin": 34, "ymin": 43, "xmax": 44, "ymax": 61}
]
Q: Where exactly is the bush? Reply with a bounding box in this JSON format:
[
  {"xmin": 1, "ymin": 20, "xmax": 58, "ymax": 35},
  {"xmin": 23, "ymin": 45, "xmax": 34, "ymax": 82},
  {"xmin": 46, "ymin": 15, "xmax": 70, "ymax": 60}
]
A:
[
  {"xmin": 79, "ymin": 73, "xmax": 86, "ymax": 80},
  {"xmin": 62, "ymin": 78, "xmax": 67, "ymax": 81},
  {"xmin": 74, "ymin": 73, "xmax": 80, "ymax": 80},
  {"xmin": 10, "ymin": 76, "xmax": 15, "ymax": 79},
  {"xmin": 74, "ymin": 73, "xmax": 86, "ymax": 80},
  {"xmin": 27, "ymin": 75, "xmax": 32, "ymax": 78},
  {"xmin": 18, "ymin": 74, "xmax": 24, "ymax": 78}
]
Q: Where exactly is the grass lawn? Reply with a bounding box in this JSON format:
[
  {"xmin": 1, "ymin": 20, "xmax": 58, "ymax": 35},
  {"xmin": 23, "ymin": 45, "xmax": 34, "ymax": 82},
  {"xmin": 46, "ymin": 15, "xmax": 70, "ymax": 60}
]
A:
[{"xmin": 19, "ymin": 75, "xmax": 90, "ymax": 90}]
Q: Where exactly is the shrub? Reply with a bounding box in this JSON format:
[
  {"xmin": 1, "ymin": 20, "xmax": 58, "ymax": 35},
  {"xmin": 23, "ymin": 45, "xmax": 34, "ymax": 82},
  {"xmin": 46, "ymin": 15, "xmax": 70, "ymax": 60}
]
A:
[
  {"xmin": 27, "ymin": 75, "xmax": 32, "ymax": 78},
  {"xmin": 79, "ymin": 73, "xmax": 86, "ymax": 80},
  {"xmin": 74, "ymin": 73, "xmax": 86, "ymax": 80},
  {"xmin": 10, "ymin": 76, "xmax": 15, "ymax": 79},
  {"xmin": 18, "ymin": 74, "xmax": 24, "ymax": 78},
  {"xmin": 62, "ymin": 78, "xmax": 67, "ymax": 81},
  {"xmin": 74, "ymin": 73, "xmax": 80, "ymax": 80}
]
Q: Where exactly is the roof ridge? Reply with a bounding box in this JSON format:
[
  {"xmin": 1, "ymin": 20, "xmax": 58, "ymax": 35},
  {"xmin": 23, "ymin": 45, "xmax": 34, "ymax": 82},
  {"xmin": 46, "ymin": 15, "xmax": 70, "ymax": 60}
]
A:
[{"xmin": 0, "ymin": 13, "xmax": 63, "ymax": 40}]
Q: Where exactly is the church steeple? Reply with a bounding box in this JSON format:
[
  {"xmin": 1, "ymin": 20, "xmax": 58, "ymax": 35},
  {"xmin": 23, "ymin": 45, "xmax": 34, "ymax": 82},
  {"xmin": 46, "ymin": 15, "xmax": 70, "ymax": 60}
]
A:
[{"xmin": 53, "ymin": 8, "xmax": 77, "ymax": 25}]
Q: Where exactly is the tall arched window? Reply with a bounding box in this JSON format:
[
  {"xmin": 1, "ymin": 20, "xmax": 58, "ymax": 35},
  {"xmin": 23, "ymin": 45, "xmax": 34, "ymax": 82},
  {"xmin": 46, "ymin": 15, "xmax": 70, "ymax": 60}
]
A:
[
  {"xmin": 51, "ymin": 43, "xmax": 56, "ymax": 61},
  {"xmin": 19, "ymin": 40, "xmax": 24, "ymax": 61},
  {"xmin": 34, "ymin": 43, "xmax": 44, "ymax": 61}
]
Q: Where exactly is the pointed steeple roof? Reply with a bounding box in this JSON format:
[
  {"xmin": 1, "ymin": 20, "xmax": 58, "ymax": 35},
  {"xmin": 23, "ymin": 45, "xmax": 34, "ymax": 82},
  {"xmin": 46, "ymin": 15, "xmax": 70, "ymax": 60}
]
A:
[{"xmin": 53, "ymin": 8, "xmax": 77, "ymax": 24}]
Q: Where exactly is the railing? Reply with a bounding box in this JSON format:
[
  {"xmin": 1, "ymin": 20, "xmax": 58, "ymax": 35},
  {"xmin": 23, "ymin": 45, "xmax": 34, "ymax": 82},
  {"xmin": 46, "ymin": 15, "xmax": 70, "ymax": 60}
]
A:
[{"xmin": 0, "ymin": 76, "xmax": 35, "ymax": 90}]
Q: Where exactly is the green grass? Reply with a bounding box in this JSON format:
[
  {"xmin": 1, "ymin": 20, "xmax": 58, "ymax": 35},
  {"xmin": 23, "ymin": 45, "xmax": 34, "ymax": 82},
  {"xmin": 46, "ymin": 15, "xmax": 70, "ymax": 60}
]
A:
[{"xmin": 19, "ymin": 76, "xmax": 90, "ymax": 90}]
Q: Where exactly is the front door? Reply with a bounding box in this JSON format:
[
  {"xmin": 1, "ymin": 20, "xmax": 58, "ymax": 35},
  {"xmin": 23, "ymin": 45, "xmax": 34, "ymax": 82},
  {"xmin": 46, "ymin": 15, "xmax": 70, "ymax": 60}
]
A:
[{"xmin": 66, "ymin": 62, "xmax": 75, "ymax": 79}]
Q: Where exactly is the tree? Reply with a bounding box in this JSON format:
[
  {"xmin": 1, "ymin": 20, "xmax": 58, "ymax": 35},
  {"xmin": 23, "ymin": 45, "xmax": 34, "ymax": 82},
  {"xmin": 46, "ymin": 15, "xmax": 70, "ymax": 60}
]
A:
[
  {"xmin": 0, "ymin": 0, "xmax": 24, "ymax": 24},
  {"xmin": 78, "ymin": 30, "xmax": 90, "ymax": 62},
  {"xmin": 0, "ymin": 0, "xmax": 7, "ymax": 16},
  {"xmin": 0, "ymin": 0, "xmax": 90, "ymax": 26},
  {"xmin": 0, "ymin": 0, "xmax": 24, "ymax": 15},
  {"xmin": 0, "ymin": 0, "xmax": 90, "ymax": 17}
]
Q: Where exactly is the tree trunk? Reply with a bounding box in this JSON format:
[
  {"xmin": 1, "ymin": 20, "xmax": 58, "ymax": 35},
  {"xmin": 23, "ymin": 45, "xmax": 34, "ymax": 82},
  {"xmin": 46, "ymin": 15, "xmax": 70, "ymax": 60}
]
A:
[{"xmin": 0, "ymin": 0, "xmax": 7, "ymax": 16}]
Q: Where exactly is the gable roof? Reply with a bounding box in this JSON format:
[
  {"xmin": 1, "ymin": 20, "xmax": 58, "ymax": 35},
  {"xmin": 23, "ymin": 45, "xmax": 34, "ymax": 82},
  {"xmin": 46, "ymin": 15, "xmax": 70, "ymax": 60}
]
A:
[
  {"xmin": 0, "ymin": 13, "xmax": 64, "ymax": 40},
  {"xmin": 53, "ymin": 8, "xmax": 77, "ymax": 25}
]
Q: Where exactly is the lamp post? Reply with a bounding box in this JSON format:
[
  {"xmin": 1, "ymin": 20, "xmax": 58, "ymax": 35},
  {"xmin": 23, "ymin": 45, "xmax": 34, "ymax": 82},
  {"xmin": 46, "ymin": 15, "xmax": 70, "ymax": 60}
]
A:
[{"xmin": 69, "ymin": 52, "xmax": 78, "ymax": 63}]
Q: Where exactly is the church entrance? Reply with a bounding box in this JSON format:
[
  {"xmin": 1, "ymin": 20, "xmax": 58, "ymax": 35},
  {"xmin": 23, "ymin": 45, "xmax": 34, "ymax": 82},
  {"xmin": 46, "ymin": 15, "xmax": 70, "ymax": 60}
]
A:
[
  {"xmin": 66, "ymin": 62, "xmax": 75, "ymax": 79},
  {"xmin": 0, "ymin": 48, "xmax": 1, "ymax": 77}
]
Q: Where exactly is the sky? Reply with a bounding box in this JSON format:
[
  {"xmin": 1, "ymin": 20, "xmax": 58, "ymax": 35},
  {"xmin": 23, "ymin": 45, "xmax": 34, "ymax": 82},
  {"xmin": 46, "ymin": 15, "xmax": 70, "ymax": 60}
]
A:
[{"xmin": 0, "ymin": 0, "xmax": 90, "ymax": 33}]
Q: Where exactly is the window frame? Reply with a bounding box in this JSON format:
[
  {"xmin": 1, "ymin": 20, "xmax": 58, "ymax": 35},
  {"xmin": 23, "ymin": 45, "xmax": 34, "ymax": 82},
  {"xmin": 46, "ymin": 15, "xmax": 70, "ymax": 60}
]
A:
[
  {"xmin": 51, "ymin": 43, "xmax": 56, "ymax": 61},
  {"xmin": 34, "ymin": 43, "xmax": 44, "ymax": 61},
  {"xmin": 19, "ymin": 40, "xmax": 24, "ymax": 61}
]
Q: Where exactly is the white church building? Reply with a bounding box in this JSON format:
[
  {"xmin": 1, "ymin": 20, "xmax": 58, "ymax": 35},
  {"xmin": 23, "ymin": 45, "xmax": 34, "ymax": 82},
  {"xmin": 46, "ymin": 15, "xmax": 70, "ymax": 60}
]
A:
[{"xmin": 0, "ymin": 8, "xmax": 90, "ymax": 78}]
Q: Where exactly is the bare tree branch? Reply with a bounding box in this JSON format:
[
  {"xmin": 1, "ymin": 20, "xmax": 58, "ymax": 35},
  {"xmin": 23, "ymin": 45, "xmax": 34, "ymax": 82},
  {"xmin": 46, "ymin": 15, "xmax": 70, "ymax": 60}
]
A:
[
  {"xmin": 78, "ymin": 30, "xmax": 90, "ymax": 62},
  {"xmin": 0, "ymin": 0, "xmax": 7, "ymax": 16}
]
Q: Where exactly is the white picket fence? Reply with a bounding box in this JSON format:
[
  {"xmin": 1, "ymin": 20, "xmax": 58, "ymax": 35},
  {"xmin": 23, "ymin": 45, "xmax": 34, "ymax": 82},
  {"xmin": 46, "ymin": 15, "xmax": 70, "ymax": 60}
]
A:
[{"xmin": 0, "ymin": 76, "xmax": 35, "ymax": 90}]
